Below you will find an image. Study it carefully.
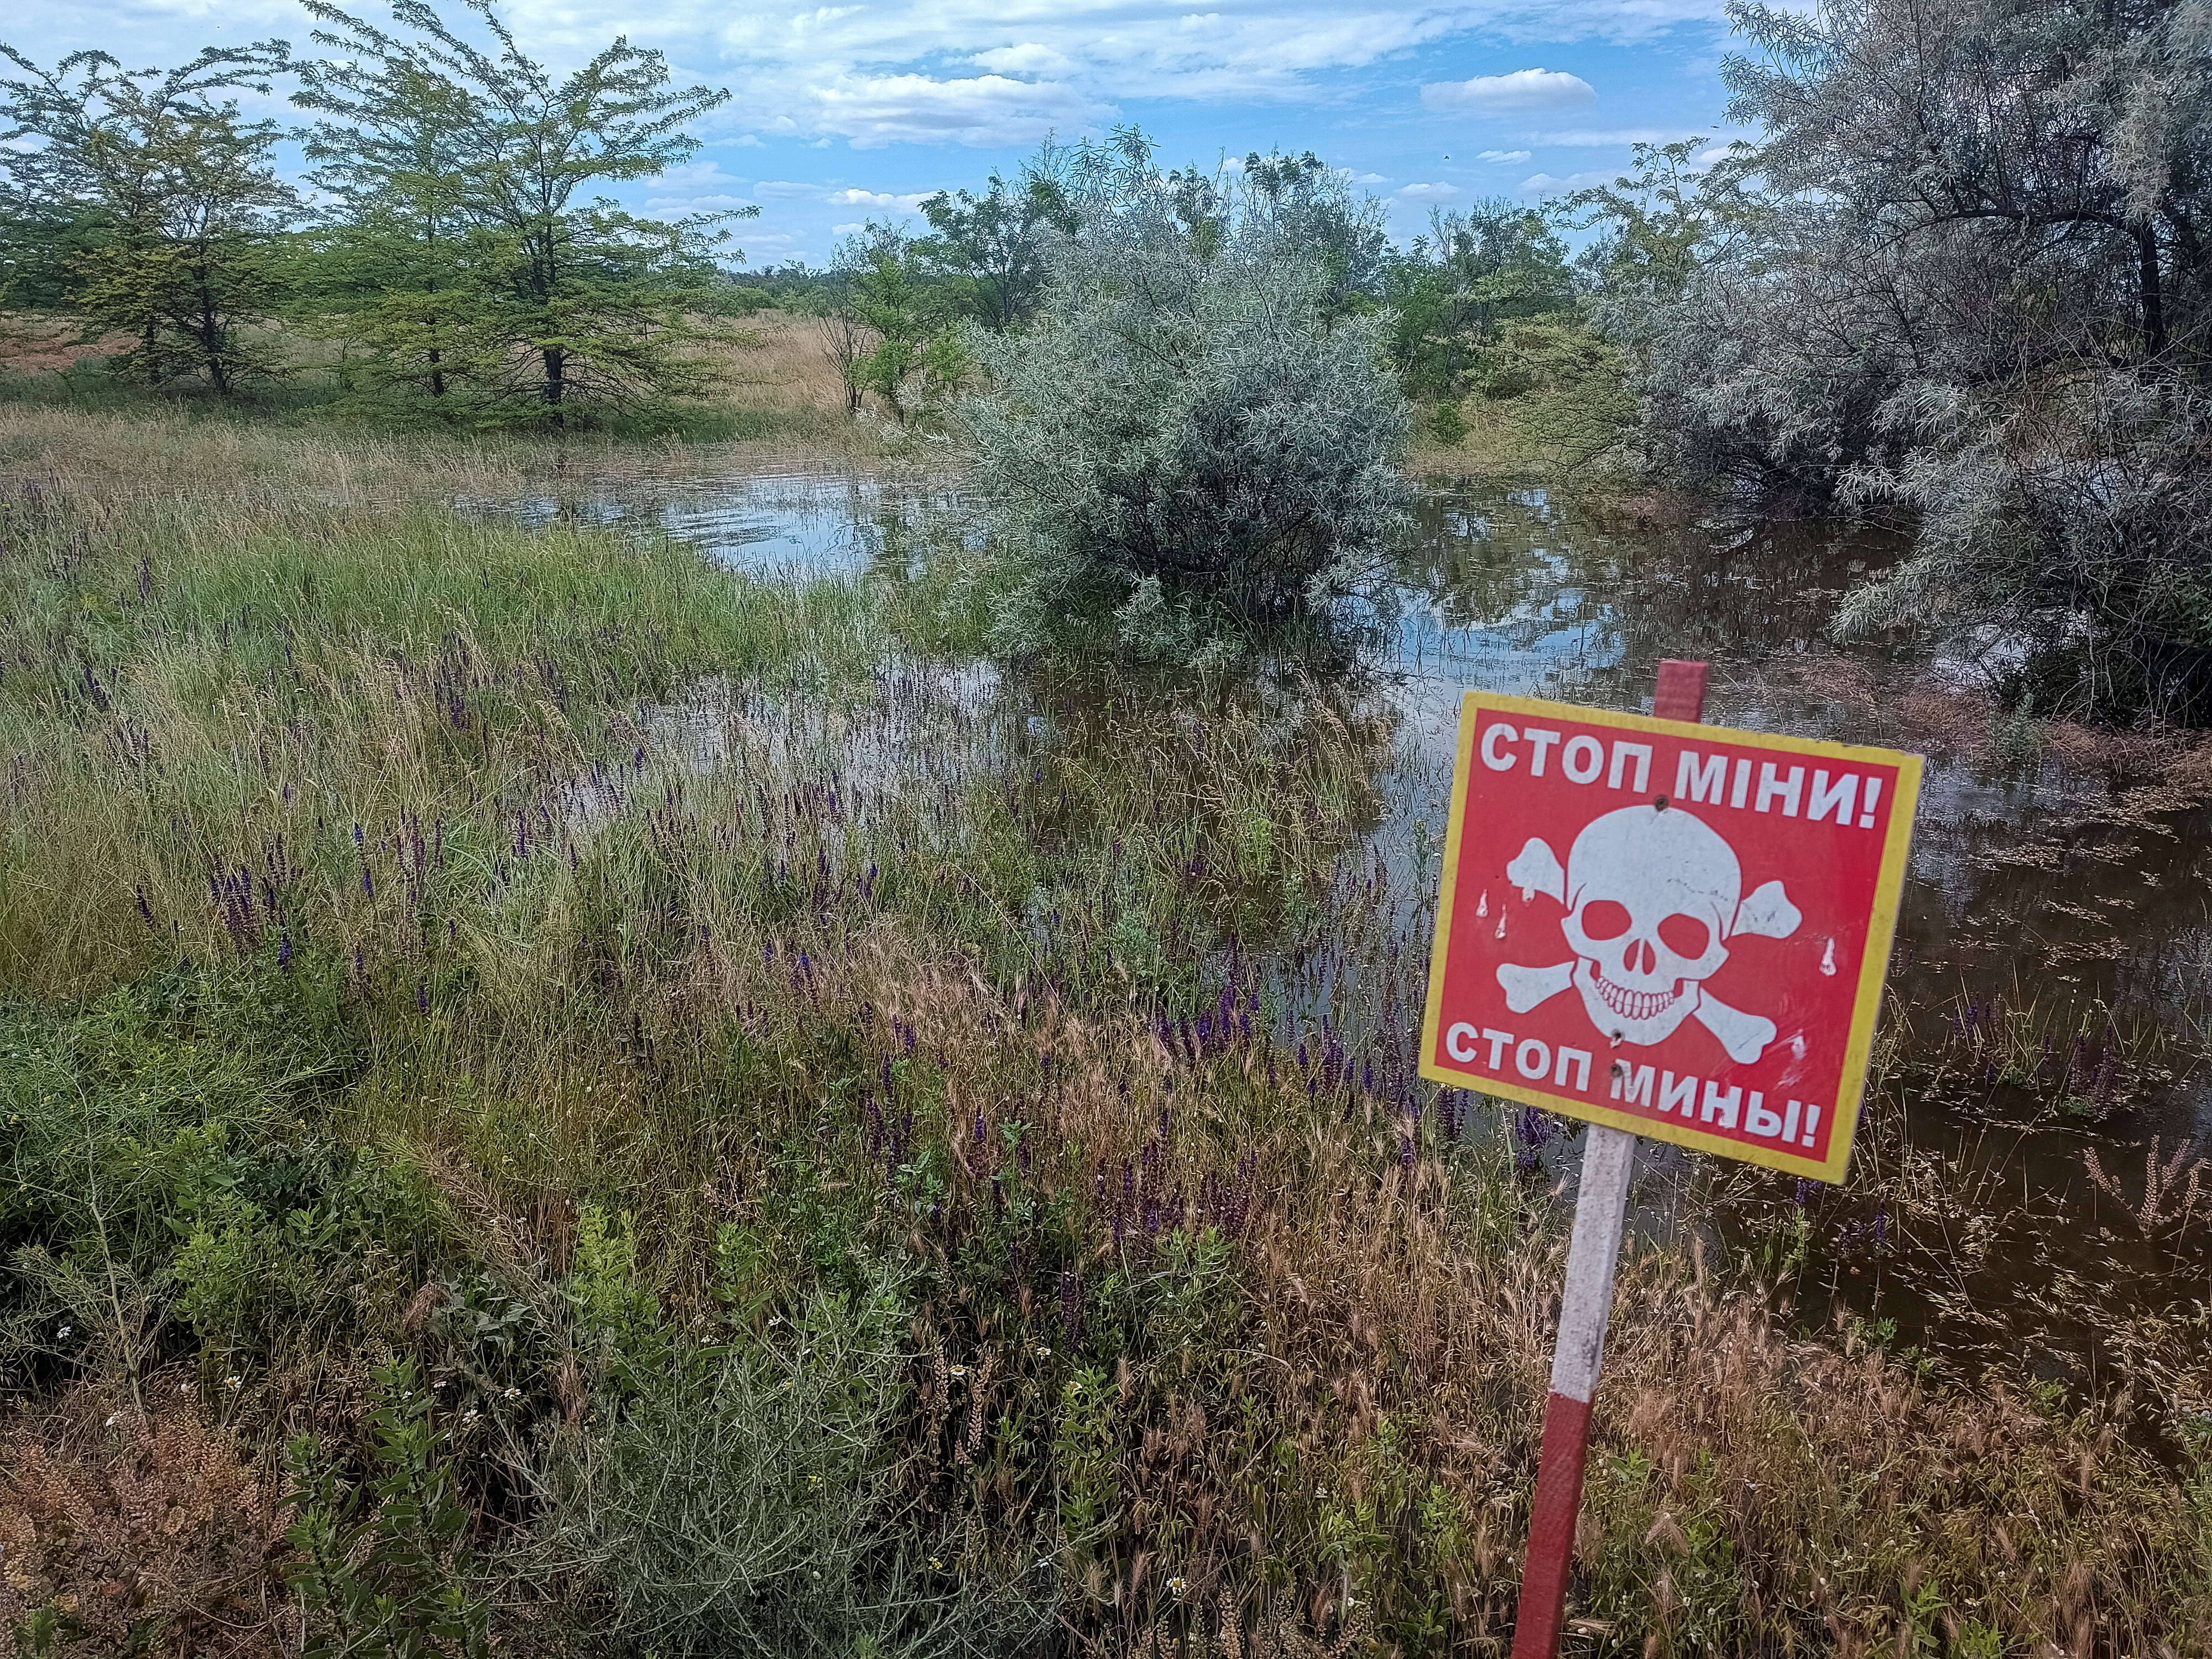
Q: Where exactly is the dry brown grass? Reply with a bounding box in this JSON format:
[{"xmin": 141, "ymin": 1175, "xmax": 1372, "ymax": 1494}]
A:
[
  {"xmin": 0, "ymin": 316, "xmax": 132, "ymax": 377},
  {"xmin": 0, "ymin": 306, "xmax": 889, "ymax": 473},
  {"xmin": 0, "ymin": 1380, "xmax": 290, "ymax": 1657},
  {"xmin": 702, "ymin": 310, "xmax": 855, "ymax": 427},
  {"xmin": 404, "ymin": 922, "xmax": 2208, "ymax": 1656}
]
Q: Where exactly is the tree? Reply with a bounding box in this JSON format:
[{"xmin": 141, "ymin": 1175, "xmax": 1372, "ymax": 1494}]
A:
[
  {"xmin": 962, "ymin": 129, "xmax": 1410, "ymax": 661},
  {"xmin": 1383, "ymin": 199, "xmax": 1578, "ymax": 399},
  {"xmin": 0, "ymin": 44, "xmax": 299, "ymax": 390},
  {"xmin": 1586, "ymin": 0, "xmax": 2212, "ymax": 718},
  {"xmin": 835, "ymin": 224, "xmax": 968, "ymax": 425},
  {"xmin": 1237, "ymin": 149, "xmax": 1390, "ymax": 319},
  {"xmin": 915, "ymin": 144, "xmax": 1075, "ymax": 332},
  {"xmin": 1726, "ymin": 0, "xmax": 2206, "ymax": 365},
  {"xmin": 800, "ymin": 271, "xmax": 873, "ymax": 417},
  {"xmin": 294, "ymin": 2, "xmax": 746, "ymax": 424},
  {"xmin": 293, "ymin": 46, "xmax": 490, "ymax": 403}
]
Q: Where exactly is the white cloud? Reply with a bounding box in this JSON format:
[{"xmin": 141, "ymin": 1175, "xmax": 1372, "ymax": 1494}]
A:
[
  {"xmin": 704, "ymin": 1, "xmax": 1652, "ymax": 132},
  {"xmin": 1476, "ymin": 149, "xmax": 1531, "ymax": 163},
  {"xmin": 1348, "ymin": 170, "xmax": 1389, "ymax": 184},
  {"xmin": 832, "ymin": 222, "xmax": 868, "ymax": 236},
  {"xmin": 8, "ymin": 0, "xmax": 1730, "ymax": 159},
  {"xmin": 1520, "ymin": 168, "xmax": 1615, "ymax": 195},
  {"xmin": 796, "ymin": 71, "xmax": 1103, "ymax": 148},
  {"xmin": 1423, "ymin": 68, "xmax": 1595, "ymax": 114},
  {"xmin": 754, "ymin": 179, "xmax": 829, "ymax": 198},
  {"xmin": 1397, "ymin": 181, "xmax": 1463, "ymax": 200},
  {"xmin": 646, "ymin": 192, "xmax": 758, "ymax": 211},
  {"xmin": 827, "ymin": 187, "xmax": 932, "ymax": 210},
  {"xmin": 971, "ymin": 43, "xmax": 1076, "ymax": 73}
]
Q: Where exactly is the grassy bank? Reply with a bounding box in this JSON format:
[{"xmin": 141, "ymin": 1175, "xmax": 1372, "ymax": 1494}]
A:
[
  {"xmin": 1, "ymin": 403, "xmax": 2208, "ymax": 1657},
  {"xmin": 0, "ymin": 308, "xmax": 868, "ymax": 450}
]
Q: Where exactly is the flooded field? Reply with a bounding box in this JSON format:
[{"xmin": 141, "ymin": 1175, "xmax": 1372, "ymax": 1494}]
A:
[
  {"xmin": 1385, "ymin": 487, "xmax": 2212, "ymax": 1406},
  {"xmin": 9, "ymin": 405, "xmax": 2204, "ymax": 1653},
  {"xmin": 495, "ymin": 460, "xmax": 2211, "ymax": 1404}
]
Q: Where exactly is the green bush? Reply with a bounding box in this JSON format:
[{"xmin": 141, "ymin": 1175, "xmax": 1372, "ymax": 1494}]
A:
[
  {"xmin": 962, "ymin": 131, "xmax": 1410, "ymax": 662},
  {"xmin": 528, "ymin": 1262, "xmax": 1047, "ymax": 1657},
  {"xmin": 284, "ymin": 1359, "xmax": 491, "ymax": 1659},
  {"xmin": 0, "ymin": 968, "xmax": 452, "ymax": 1386}
]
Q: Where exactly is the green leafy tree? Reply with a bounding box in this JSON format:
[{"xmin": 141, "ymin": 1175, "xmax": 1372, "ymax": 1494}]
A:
[
  {"xmin": 294, "ymin": 1, "xmax": 746, "ymax": 424},
  {"xmin": 1383, "ymin": 200, "xmax": 1578, "ymax": 399},
  {"xmin": 837, "ymin": 224, "xmax": 969, "ymax": 424},
  {"xmin": 0, "ymin": 43, "xmax": 298, "ymax": 390},
  {"xmin": 1237, "ymin": 148, "xmax": 1390, "ymax": 318},
  {"xmin": 915, "ymin": 143, "xmax": 1075, "ymax": 332},
  {"xmin": 293, "ymin": 45, "xmax": 492, "ymax": 404}
]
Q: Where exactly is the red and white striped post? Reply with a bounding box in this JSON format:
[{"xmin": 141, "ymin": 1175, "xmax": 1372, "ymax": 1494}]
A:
[{"xmin": 1510, "ymin": 658, "xmax": 1709, "ymax": 1659}]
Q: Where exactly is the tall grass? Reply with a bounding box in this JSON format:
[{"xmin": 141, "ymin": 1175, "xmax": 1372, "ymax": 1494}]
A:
[{"xmin": 1, "ymin": 405, "xmax": 2208, "ymax": 1657}]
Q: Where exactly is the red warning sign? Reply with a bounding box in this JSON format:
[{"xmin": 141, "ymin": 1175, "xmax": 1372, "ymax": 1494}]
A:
[{"xmin": 1419, "ymin": 692, "xmax": 1922, "ymax": 1181}]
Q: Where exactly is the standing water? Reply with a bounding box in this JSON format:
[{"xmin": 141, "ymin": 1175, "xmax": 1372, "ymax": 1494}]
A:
[{"xmin": 496, "ymin": 462, "xmax": 2212, "ymax": 1403}]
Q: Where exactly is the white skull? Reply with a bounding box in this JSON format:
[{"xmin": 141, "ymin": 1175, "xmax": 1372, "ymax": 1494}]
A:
[{"xmin": 1559, "ymin": 805, "xmax": 1738, "ymax": 1046}]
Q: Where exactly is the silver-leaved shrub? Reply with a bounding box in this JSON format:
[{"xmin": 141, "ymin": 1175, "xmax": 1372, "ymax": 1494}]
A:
[{"xmin": 961, "ymin": 132, "xmax": 1411, "ymax": 664}]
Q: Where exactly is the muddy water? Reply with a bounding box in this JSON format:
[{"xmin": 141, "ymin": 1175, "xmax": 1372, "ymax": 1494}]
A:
[
  {"xmin": 507, "ymin": 465, "xmax": 2211, "ymax": 1405},
  {"xmin": 1386, "ymin": 484, "xmax": 2211, "ymax": 1404}
]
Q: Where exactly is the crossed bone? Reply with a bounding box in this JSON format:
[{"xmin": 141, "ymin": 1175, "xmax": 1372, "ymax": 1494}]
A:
[{"xmin": 1496, "ymin": 836, "xmax": 1800, "ymax": 1063}]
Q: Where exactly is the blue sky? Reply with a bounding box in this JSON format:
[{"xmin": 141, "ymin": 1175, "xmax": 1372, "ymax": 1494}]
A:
[{"xmin": 7, "ymin": 0, "xmax": 1746, "ymax": 267}]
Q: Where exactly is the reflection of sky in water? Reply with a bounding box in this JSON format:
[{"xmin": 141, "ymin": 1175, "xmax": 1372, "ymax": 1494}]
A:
[
  {"xmin": 527, "ymin": 464, "xmax": 2204, "ymax": 1370},
  {"xmin": 460, "ymin": 471, "xmax": 975, "ymax": 579}
]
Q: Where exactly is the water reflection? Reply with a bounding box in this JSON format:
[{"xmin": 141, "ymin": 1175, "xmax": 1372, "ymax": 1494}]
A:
[
  {"xmin": 520, "ymin": 463, "xmax": 2206, "ymax": 1391},
  {"xmin": 457, "ymin": 468, "xmax": 974, "ymax": 578}
]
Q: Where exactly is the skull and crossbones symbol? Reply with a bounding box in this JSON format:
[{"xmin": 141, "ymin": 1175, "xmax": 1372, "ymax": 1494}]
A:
[{"xmin": 1495, "ymin": 804, "xmax": 1799, "ymax": 1063}]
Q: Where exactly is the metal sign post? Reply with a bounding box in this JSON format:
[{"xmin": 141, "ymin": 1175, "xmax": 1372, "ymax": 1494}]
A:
[
  {"xmin": 1511, "ymin": 659, "xmax": 1706, "ymax": 1659},
  {"xmin": 1415, "ymin": 660, "xmax": 1923, "ymax": 1656}
]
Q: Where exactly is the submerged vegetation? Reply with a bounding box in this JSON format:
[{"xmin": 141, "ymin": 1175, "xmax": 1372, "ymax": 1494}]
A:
[
  {"xmin": 964, "ymin": 136, "xmax": 1411, "ymax": 662},
  {"xmin": 1, "ymin": 398, "xmax": 2209, "ymax": 1656}
]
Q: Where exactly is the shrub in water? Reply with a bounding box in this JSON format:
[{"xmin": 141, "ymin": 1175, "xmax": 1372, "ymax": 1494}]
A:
[{"xmin": 962, "ymin": 131, "xmax": 1411, "ymax": 662}]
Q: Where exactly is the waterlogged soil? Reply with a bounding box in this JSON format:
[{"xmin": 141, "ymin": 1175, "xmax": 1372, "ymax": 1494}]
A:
[
  {"xmin": 1387, "ymin": 486, "xmax": 2212, "ymax": 1413},
  {"xmin": 494, "ymin": 461, "xmax": 2212, "ymax": 1413}
]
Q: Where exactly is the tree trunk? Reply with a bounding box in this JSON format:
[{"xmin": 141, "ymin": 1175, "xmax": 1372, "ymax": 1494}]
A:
[
  {"xmin": 427, "ymin": 267, "xmax": 446, "ymax": 397},
  {"xmin": 2137, "ymin": 222, "xmax": 2166, "ymax": 357},
  {"xmin": 544, "ymin": 343, "xmax": 566, "ymax": 427},
  {"xmin": 197, "ymin": 269, "xmax": 229, "ymax": 394}
]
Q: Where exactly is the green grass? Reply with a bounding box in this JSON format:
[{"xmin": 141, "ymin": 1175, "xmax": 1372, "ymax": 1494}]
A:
[{"xmin": 1, "ymin": 403, "xmax": 2208, "ymax": 1658}]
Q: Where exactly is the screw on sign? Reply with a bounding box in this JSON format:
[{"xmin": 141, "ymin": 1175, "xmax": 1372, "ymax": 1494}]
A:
[{"xmin": 1417, "ymin": 662, "xmax": 1923, "ymax": 1659}]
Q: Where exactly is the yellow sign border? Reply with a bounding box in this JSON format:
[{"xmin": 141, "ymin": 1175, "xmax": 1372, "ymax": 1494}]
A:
[{"xmin": 1417, "ymin": 690, "xmax": 1924, "ymax": 1182}]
